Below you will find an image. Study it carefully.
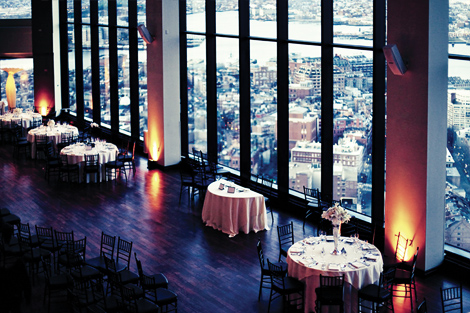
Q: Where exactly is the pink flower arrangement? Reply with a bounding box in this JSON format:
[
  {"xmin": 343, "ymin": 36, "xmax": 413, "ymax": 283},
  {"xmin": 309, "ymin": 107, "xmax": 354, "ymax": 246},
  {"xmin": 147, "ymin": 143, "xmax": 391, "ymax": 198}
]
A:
[{"xmin": 321, "ymin": 202, "xmax": 351, "ymax": 223}]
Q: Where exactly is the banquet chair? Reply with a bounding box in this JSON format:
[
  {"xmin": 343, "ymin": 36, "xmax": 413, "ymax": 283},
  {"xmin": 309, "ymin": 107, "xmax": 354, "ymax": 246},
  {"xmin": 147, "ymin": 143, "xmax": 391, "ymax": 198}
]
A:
[
  {"xmin": 57, "ymin": 132, "xmax": 72, "ymax": 152},
  {"xmin": 119, "ymin": 283, "xmax": 159, "ymax": 313},
  {"xmin": 0, "ymin": 120, "xmax": 11, "ymax": 144},
  {"xmin": 315, "ymin": 274, "xmax": 345, "ymax": 313},
  {"xmin": 67, "ymin": 278, "xmax": 98, "ymax": 312},
  {"xmin": 384, "ymin": 231, "xmax": 410, "ymax": 268},
  {"xmin": 393, "ymin": 246, "xmax": 419, "ymax": 312},
  {"xmin": 358, "ymin": 266, "xmax": 396, "ymax": 313},
  {"xmin": 257, "ymin": 239, "xmax": 287, "ymax": 301},
  {"xmin": 116, "ymin": 237, "xmax": 135, "ymax": 272},
  {"xmin": 84, "ymin": 153, "xmax": 100, "ymax": 183},
  {"xmin": 35, "ymin": 225, "xmax": 61, "ymax": 272},
  {"xmin": 45, "ymin": 143, "xmax": 61, "ymax": 182},
  {"xmin": 267, "ymin": 258, "xmax": 304, "ymax": 313},
  {"xmin": 121, "ymin": 141, "xmax": 136, "ymax": 177},
  {"xmin": 417, "ymin": 298, "xmax": 428, "ymax": 313},
  {"xmin": 88, "ymin": 278, "xmax": 121, "ymax": 313},
  {"xmin": 59, "ymin": 154, "xmax": 80, "ymax": 183},
  {"xmin": 86, "ymin": 231, "xmax": 116, "ymax": 273},
  {"xmin": 35, "ymin": 134, "xmax": 49, "ymax": 160},
  {"xmin": 135, "ymin": 253, "xmax": 169, "ymax": 291},
  {"xmin": 303, "ymin": 186, "xmax": 321, "ymax": 229},
  {"xmin": 179, "ymin": 158, "xmax": 201, "ymax": 203},
  {"xmin": 12, "ymin": 125, "xmax": 30, "ymax": 159},
  {"xmin": 54, "ymin": 229, "xmax": 74, "ymax": 271},
  {"xmin": 441, "ymin": 284, "xmax": 463, "ymax": 313},
  {"xmin": 144, "ymin": 278, "xmax": 178, "ymax": 313},
  {"xmin": 41, "ymin": 255, "xmax": 73, "ymax": 313},
  {"xmin": 277, "ymin": 221, "xmax": 294, "ymax": 262},
  {"xmin": 63, "ymin": 237, "xmax": 104, "ymax": 284},
  {"xmin": 18, "ymin": 223, "xmax": 52, "ymax": 280},
  {"xmin": 105, "ymin": 151, "xmax": 127, "ymax": 184},
  {"xmin": 103, "ymin": 254, "xmax": 139, "ymax": 294}
]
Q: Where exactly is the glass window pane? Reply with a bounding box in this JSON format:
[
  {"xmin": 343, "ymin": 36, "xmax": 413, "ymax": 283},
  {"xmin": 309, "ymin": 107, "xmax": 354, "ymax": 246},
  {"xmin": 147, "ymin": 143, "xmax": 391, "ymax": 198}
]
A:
[
  {"xmin": 250, "ymin": 0, "xmax": 276, "ymax": 38},
  {"xmin": 216, "ymin": 0, "xmax": 238, "ymax": 35},
  {"xmin": 288, "ymin": 0, "xmax": 321, "ymax": 42},
  {"xmin": 333, "ymin": 0, "xmax": 373, "ymax": 47},
  {"xmin": 99, "ymin": 26, "xmax": 110, "ymax": 127},
  {"xmin": 288, "ymin": 44, "xmax": 322, "ymax": 193},
  {"xmin": 251, "ymin": 40, "xmax": 277, "ymax": 182},
  {"xmin": 333, "ymin": 48, "xmax": 373, "ymax": 216},
  {"xmin": 68, "ymin": 24, "xmax": 77, "ymax": 114},
  {"xmin": 118, "ymin": 29, "xmax": 130, "ymax": 134},
  {"xmin": 217, "ymin": 38, "xmax": 239, "ymax": 169},
  {"xmin": 82, "ymin": 0, "xmax": 90, "ymax": 23},
  {"xmin": 187, "ymin": 0, "xmax": 205, "ymax": 32},
  {"xmin": 117, "ymin": 0, "xmax": 128, "ymax": 27},
  {"xmin": 83, "ymin": 25, "xmax": 92, "ymax": 120},
  {"xmin": 449, "ymin": 1, "xmax": 470, "ymax": 57},
  {"xmin": 138, "ymin": 0, "xmax": 147, "ymax": 138},
  {"xmin": 99, "ymin": 0, "xmax": 108, "ymax": 25},
  {"xmin": 446, "ymin": 59, "xmax": 470, "ymax": 252},
  {"xmin": 0, "ymin": 59, "xmax": 34, "ymax": 111},
  {"xmin": 188, "ymin": 36, "xmax": 207, "ymax": 153},
  {"xmin": 67, "ymin": 0, "xmax": 74, "ymax": 23},
  {"xmin": 0, "ymin": 0, "xmax": 31, "ymax": 19}
]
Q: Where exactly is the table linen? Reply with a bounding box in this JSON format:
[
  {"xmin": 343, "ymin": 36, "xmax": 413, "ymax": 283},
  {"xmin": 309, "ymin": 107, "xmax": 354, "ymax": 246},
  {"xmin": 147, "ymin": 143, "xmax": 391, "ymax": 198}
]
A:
[
  {"xmin": 27, "ymin": 124, "xmax": 79, "ymax": 159},
  {"xmin": 202, "ymin": 180, "xmax": 268, "ymax": 237},
  {"xmin": 287, "ymin": 237, "xmax": 383, "ymax": 313}
]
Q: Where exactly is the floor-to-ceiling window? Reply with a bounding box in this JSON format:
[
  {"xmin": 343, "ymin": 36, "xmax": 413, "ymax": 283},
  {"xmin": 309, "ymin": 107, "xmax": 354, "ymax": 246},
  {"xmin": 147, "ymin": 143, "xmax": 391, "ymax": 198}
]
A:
[
  {"xmin": 446, "ymin": 0, "xmax": 470, "ymax": 255},
  {"xmin": 60, "ymin": 0, "xmax": 146, "ymax": 140},
  {"xmin": 181, "ymin": 0, "xmax": 385, "ymax": 218},
  {"xmin": 0, "ymin": 1, "xmax": 33, "ymax": 111}
]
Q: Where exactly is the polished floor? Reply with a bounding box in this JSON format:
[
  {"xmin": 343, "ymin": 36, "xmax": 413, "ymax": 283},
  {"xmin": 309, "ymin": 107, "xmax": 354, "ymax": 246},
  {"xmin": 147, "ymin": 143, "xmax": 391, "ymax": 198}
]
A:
[{"xmin": 0, "ymin": 142, "xmax": 469, "ymax": 313}]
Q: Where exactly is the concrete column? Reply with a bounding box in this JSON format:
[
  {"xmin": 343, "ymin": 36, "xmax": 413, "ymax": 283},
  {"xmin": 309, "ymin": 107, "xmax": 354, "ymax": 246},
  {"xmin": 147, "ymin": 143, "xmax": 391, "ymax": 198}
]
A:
[
  {"xmin": 146, "ymin": 0, "xmax": 181, "ymax": 167},
  {"xmin": 385, "ymin": 0, "xmax": 448, "ymax": 272}
]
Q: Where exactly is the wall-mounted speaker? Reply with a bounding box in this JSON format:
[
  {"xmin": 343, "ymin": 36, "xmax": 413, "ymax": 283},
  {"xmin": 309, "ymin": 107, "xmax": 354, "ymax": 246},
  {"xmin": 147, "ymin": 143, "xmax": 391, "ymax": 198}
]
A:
[
  {"xmin": 137, "ymin": 24, "xmax": 154, "ymax": 44},
  {"xmin": 383, "ymin": 44, "xmax": 407, "ymax": 75}
]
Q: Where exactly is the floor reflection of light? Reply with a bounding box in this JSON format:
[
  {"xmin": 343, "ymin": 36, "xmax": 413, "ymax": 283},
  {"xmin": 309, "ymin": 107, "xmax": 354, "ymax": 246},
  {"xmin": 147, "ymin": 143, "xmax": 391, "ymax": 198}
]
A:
[{"xmin": 146, "ymin": 170, "xmax": 164, "ymax": 211}]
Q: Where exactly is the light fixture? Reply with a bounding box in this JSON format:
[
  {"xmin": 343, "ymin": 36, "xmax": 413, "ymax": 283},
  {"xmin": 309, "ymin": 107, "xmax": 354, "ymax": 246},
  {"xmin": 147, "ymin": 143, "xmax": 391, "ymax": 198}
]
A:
[{"xmin": 137, "ymin": 24, "xmax": 155, "ymax": 44}]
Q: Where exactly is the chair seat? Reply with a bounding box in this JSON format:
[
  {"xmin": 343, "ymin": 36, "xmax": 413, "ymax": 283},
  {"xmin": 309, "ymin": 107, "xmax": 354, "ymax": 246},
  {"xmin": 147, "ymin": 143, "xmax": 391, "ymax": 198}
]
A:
[
  {"xmin": 261, "ymin": 261, "xmax": 288, "ymax": 275},
  {"xmin": 120, "ymin": 269, "xmax": 140, "ymax": 284},
  {"xmin": 272, "ymin": 276, "xmax": 304, "ymax": 294},
  {"xmin": 154, "ymin": 288, "xmax": 178, "ymax": 305},
  {"xmin": 142, "ymin": 273, "xmax": 169, "ymax": 289},
  {"xmin": 358, "ymin": 284, "xmax": 391, "ymax": 302},
  {"xmin": 106, "ymin": 160, "xmax": 125, "ymax": 169},
  {"xmin": 23, "ymin": 247, "xmax": 52, "ymax": 261},
  {"xmin": 394, "ymin": 268, "xmax": 412, "ymax": 283},
  {"xmin": 71, "ymin": 265, "xmax": 103, "ymax": 281},
  {"xmin": 84, "ymin": 165, "xmax": 99, "ymax": 172},
  {"xmin": 86, "ymin": 256, "xmax": 108, "ymax": 272}
]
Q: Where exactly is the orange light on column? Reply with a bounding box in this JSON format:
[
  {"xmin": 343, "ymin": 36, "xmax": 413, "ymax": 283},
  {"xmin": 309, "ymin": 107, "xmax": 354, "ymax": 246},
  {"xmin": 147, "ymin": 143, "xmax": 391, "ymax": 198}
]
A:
[{"xmin": 1, "ymin": 67, "xmax": 23, "ymax": 110}]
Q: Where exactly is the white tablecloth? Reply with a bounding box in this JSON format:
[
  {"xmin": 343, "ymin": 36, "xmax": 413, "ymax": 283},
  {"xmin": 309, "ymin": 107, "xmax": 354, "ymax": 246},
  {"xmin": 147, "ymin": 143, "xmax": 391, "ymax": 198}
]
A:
[
  {"xmin": 201, "ymin": 180, "xmax": 268, "ymax": 237},
  {"xmin": 60, "ymin": 142, "xmax": 119, "ymax": 183},
  {"xmin": 287, "ymin": 237, "xmax": 383, "ymax": 313},
  {"xmin": 27, "ymin": 125, "xmax": 79, "ymax": 159},
  {"xmin": 0, "ymin": 112, "xmax": 43, "ymax": 133}
]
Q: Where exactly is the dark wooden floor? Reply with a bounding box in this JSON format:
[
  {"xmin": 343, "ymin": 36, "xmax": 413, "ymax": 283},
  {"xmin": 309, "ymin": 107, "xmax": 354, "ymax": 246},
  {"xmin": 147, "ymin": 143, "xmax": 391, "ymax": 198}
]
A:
[{"xmin": 0, "ymin": 143, "xmax": 469, "ymax": 313}]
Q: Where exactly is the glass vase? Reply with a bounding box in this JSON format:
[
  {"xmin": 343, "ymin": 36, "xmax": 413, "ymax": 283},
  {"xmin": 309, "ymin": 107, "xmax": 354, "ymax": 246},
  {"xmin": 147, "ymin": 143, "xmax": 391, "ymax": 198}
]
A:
[{"xmin": 331, "ymin": 220, "xmax": 342, "ymax": 255}]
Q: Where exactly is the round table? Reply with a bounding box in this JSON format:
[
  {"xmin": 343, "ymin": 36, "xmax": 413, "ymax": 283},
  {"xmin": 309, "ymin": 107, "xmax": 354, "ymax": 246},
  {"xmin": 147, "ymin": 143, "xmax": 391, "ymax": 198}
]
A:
[
  {"xmin": 27, "ymin": 124, "xmax": 79, "ymax": 159},
  {"xmin": 0, "ymin": 112, "xmax": 42, "ymax": 133},
  {"xmin": 60, "ymin": 142, "xmax": 119, "ymax": 183},
  {"xmin": 201, "ymin": 180, "xmax": 268, "ymax": 237},
  {"xmin": 287, "ymin": 236, "xmax": 383, "ymax": 313}
]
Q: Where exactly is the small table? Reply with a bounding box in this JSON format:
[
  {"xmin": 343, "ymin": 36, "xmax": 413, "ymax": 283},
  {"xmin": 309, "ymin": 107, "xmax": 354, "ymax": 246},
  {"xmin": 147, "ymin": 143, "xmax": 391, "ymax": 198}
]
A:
[
  {"xmin": 201, "ymin": 180, "xmax": 268, "ymax": 237},
  {"xmin": 287, "ymin": 237, "xmax": 383, "ymax": 313}
]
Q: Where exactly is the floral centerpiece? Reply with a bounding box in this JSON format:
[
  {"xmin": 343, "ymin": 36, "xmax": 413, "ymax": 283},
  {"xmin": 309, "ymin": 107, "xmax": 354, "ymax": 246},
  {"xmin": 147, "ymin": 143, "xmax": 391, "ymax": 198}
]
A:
[
  {"xmin": 321, "ymin": 203, "xmax": 351, "ymax": 255},
  {"xmin": 90, "ymin": 122, "xmax": 99, "ymax": 128},
  {"xmin": 13, "ymin": 108, "xmax": 23, "ymax": 115},
  {"xmin": 47, "ymin": 120, "xmax": 55, "ymax": 127}
]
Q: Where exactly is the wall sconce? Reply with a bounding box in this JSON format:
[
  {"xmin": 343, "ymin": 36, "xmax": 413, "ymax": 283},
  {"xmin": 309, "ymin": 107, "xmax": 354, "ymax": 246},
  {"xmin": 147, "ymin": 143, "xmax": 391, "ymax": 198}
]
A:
[
  {"xmin": 383, "ymin": 44, "xmax": 408, "ymax": 75},
  {"xmin": 137, "ymin": 24, "xmax": 155, "ymax": 44}
]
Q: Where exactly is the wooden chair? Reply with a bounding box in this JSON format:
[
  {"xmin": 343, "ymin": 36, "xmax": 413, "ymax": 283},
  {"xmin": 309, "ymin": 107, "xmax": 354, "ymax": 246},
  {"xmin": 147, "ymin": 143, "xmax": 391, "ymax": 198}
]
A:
[
  {"xmin": 86, "ymin": 231, "xmax": 116, "ymax": 273},
  {"xmin": 267, "ymin": 259, "xmax": 304, "ymax": 313},
  {"xmin": 277, "ymin": 221, "xmax": 294, "ymax": 262},
  {"xmin": 303, "ymin": 186, "xmax": 321, "ymax": 229},
  {"xmin": 315, "ymin": 274, "xmax": 345, "ymax": 313},
  {"xmin": 393, "ymin": 247, "xmax": 419, "ymax": 312},
  {"xmin": 358, "ymin": 266, "xmax": 396, "ymax": 313},
  {"xmin": 257, "ymin": 239, "xmax": 287, "ymax": 301},
  {"xmin": 105, "ymin": 151, "xmax": 127, "ymax": 184},
  {"xmin": 441, "ymin": 284, "xmax": 463, "ymax": 313},
  {"xmin": 83, "ymin": 153, "xmax": 100, "ymax": 183}
]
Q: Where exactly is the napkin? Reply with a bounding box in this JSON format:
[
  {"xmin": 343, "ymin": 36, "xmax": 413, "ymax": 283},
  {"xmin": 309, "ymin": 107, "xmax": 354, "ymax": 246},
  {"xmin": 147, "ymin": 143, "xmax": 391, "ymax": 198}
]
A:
[
  {"xmin": 328, "ymin": 263, "xmax": 340, "ymax": 271},
  {"xmin": 326, "ymin": 236, "xmax": 334, "ymax": 241},
  {"xmin": 289, "ymin": 247, "xmax": 304, "ymax": 254},
  {"xmin": 344, "ymin": 238, "xmax": 355, "ymax": 244},
  {"xmin": 350, "ymin": 262, "xmax": 366, "ymax": 269},
  {"xmin": 364, "ymin": 254, "xmax": 379, "ymax": 261}
]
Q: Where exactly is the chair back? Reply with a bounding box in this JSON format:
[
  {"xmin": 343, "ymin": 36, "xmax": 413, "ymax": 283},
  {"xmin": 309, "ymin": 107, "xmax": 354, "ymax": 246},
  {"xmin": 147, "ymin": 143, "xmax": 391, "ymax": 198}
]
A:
[
  {"xmin": 382, "ymin": 266, "xmax": 396, "ymax": 296},
  {"xmin": 54, "ymin": 230, "xmax": 74, "ymax": 254},
  {"xmin": 409, "ymin": 247, "xmax": 420, "ymax": 280},
  {"xmin": 277, "ymin": 221, "xmax": 294, "ymax": 250},
  {"xmin": 318, "ymin": 274, "xmax": 345, "ymax": 302},
  {"xmin": 36, "ymin": 134, "xmax": 47, "ymax": 145},
  {"xmin": 257, "ymin": 239, "xmax": 266, "ymax": 270},
  {"xmin": 104, "ymin": 254, "xmax": 118, "ymax": 273},
  {"xmin": 417, "ymin": 298, "xmax": 428, "ymax": 313},
  {"xmin": 116, "ymin": 237, "xmax": 133, "ymax": 269},
  {"xmin": 441, "ymin": 284, "xmax": 463, "ymax": 313},
  {"xmin": 85, "ymin": 154, "xmax": 99, "ymax": 166},
  {"xmin": 394, "ymin": 232, "xmax": 409, "ymax": 263},
  {"xmin": 303, "ymin": 186, "xmax": 320, "ymax": 204},
  {"xmin": 134, "ymin": 252, "xmax": 145, "ymax": 280},
  {"xmin": 99, "ymin": 231, "xmax": 116, "ymax": 258},
  {"xmin": 35, "ymin": 225, "xmax": 54, "ymax": 249},
  {"xmin": 267, "ymin": 259, "xmax": 286, "ymax": 290}
]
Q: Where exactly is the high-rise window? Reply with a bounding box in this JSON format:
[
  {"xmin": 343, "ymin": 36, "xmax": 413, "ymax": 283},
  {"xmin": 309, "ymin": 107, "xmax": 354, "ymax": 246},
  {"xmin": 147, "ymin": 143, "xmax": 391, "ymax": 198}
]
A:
[
  {"xmin": 61, "ymin": 0, "xmax": 146, "ymax": 139},
  {"xmin": 0, "ymin": 59, "xmax": 34, "ymax": 111},
  {"xmin": 181, "ymin": 0, "xmax": 385, "ymax": 218},
  {"xmin": 0, "ymin": 0, "xmax": 31, "ymax": 19},
  {"xmin": 446, "ymin": 0, "xmax": 470, "ymax": 254}
]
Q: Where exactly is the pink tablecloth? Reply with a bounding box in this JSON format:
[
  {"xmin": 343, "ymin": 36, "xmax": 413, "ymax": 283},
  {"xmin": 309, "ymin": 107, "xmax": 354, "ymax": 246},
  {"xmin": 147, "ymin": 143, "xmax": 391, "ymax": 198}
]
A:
[
  {"xmin": 201, "ymin": 180, "xmax": 268, "ymax": 237},
  {"xmin": 287, "ymin": 237, "xmax": 383, "ymax": 313}
]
